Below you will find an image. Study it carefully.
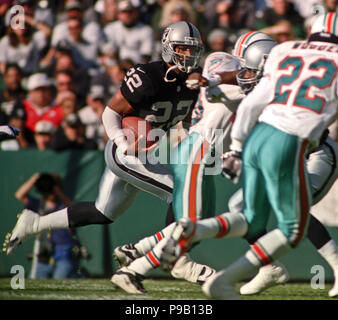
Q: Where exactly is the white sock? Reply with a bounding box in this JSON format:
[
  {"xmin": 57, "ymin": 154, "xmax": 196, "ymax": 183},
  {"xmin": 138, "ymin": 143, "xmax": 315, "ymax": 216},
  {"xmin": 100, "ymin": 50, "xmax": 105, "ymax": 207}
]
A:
[
  {"xmin": 135, "ymin": 223, "xmax": 176, "ymax": 255},
  {"xmin": 194, "ymin": 212, "xmax": 248, "ymax": 242},
  {"xmin": 318, "ymin": 240, "xmax": 338, "ymax": 274},
  {"xmin": 245, "ymin": 229, "xmax": 291, "ymax": 267},
  {"xmin": 38, "ymin": 208, "xmax": 69, "ymax": 232},
  {"xmin": 218, "ymin": 229, "xmax": 292, "ymax": 285},
  {"xmin": 217, "ymin": 255, "xmax": 259, "ymax": 285},
  {"xmin": 128, "ymin": 237, "xmax": 171, "ymax": 276}
]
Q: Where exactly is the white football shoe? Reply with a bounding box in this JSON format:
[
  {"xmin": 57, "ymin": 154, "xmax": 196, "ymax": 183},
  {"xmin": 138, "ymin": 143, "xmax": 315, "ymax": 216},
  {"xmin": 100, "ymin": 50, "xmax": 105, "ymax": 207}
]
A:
[
  {"xmin": 113, "ymin": 243, "xmax": 141, "ymax": 267},
  {"xmin": 202, "ymin": 270, "xmax": 239, "ymax": 300},
  {"xmin": 240, "ymin": 261, "xmax": 289, "ymax": 295},
  {"xmin": 111, "ymin": 266, "xmax": 146, "ymax": 294},
  {"xmin": 3, "ymin": 209, "xmax": 40, "ymax": 255},
  {"xmin": 328, "ymin": 272, "xmax": 338, "ymax": 297},
  {"xmin": 170, "ymin": 253, "xmax": 216, "ymax": 284}
]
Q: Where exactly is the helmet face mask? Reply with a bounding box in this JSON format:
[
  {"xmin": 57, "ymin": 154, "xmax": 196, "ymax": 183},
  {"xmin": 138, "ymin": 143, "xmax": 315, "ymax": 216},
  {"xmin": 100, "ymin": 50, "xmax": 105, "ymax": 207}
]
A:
[
  {"xmin": 234, "ymin": 37, "xmax": 276, "ymax": 94},
  {"xmin": 236, "ymin": 68, "xmax": 261, "ymax": 94},
  {"xmin": 171, "ymin": 43, "xmax": 203, "ymax": 72},
  {"xmin": 162, "ymin": 21, "xmax": 204, "ymax": 73}
]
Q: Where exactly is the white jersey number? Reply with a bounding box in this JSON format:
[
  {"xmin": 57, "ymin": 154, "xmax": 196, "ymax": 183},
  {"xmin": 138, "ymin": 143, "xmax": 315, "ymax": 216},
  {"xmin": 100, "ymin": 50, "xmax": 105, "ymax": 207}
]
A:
[{"xmin": 125, "ymin": 68, "xmax": 143, "ymax": 93}]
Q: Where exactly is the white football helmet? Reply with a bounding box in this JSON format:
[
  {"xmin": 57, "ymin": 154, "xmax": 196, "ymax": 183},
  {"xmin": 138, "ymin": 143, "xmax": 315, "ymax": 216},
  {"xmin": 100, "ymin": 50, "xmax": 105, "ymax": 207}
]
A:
[
  {"xmin": 310, "ymin": 12, "xmax": 338, "ymax": 37},
  {"xmin": 235, "ymin": 34, "xmax": 277, "ymax": 93},
  {"xmin": 161, "ymin": 21, "xmax": 204, "ymax": 73}
]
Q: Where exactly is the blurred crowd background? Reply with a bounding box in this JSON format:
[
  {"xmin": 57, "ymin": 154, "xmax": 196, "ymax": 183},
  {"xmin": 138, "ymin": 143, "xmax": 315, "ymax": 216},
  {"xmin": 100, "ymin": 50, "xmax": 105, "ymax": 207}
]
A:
[{"xmin": 0, "ymin": 0, "xmax": 337, "ymax": 152}]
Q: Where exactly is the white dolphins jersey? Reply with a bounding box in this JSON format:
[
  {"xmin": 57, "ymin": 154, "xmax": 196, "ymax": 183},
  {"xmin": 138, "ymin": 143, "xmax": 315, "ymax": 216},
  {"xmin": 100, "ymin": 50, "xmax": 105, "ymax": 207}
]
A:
[
  {"xmin": 260, "ymin": 40, "xmax": 338, "ymax": 142},
  {"xmin": 232, "ymin": 40, "xmax": 338, "ymax": 145},
  {"xmin": 189, "ymin": 52, "xmax": 245, "ymax": 153}
]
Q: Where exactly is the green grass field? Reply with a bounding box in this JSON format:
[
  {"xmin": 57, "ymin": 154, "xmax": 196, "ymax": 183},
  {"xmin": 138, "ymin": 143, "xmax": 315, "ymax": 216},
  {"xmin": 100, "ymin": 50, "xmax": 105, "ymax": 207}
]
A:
[{"xmin": 0, "ymin": 278, "xmax": 335, "ymax": 300}]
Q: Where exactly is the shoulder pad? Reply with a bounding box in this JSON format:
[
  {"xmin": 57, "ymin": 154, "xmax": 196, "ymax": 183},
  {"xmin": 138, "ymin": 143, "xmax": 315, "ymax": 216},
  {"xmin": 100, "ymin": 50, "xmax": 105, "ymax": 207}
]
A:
[{"xmin": 121, "ymin": 65, "xmax": 156, "ymax": 104}]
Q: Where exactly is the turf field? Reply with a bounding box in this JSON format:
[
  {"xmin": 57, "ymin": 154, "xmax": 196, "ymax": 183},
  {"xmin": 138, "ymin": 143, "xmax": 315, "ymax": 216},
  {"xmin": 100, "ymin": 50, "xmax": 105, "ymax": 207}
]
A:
[{"xmin": 0, "ymin": 278, "xmax": 335, "ymax": 300}]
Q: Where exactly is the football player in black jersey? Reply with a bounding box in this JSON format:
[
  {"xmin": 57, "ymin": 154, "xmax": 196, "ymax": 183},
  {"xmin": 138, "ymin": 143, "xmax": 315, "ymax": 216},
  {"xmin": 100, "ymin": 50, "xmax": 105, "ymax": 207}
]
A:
[{"xmin": 4, "ymin": 21, "xmax": 217, "ymax": 286}]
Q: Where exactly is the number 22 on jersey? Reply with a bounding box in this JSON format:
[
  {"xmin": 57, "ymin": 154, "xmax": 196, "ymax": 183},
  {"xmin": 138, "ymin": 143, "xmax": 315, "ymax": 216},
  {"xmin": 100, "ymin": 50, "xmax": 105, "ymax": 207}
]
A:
[{"xmin": 272, "ymin": 56, "xmax": 337, "ymax": 113}]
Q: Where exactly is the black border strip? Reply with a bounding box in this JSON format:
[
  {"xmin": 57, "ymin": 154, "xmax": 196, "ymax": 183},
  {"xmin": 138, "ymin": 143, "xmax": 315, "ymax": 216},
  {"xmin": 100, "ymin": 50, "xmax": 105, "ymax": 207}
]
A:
[{"xmin": 112, "ymin": 143, "xmax": 173, "ymax": 194}]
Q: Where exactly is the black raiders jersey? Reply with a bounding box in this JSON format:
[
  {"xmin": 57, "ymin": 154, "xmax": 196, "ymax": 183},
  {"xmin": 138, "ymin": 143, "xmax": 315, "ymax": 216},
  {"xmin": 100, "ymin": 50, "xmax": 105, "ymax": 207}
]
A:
[{"xmin": 120, "ymin": 60, "xmax": 201, "ymax": 132}]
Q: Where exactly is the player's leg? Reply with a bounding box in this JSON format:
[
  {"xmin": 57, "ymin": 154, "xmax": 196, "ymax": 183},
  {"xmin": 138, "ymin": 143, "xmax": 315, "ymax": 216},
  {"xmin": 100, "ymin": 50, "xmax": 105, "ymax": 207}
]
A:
[
  {"xmin": 227, "ymin": 189, "xmax": 290, "ymax": 296},
  {"xmin": 167, "ymin": 132, "xmax": 217, "ymax": 281},
  {"xmin": 111, "ymin": 134, "xmax": 218, "ymax": 293},
  {"xmin": 200, "ymin": 144, "xmax": 273, "ymax": 299},
  {"xmin": 244, "ymin": 137, "xmax": 338, "ymax": 296},
  {"xmin": 108, "ymin": 137, "xmax": 213, "ymax": 286},
  {"xmin": 112, "ymin": 128, "xmax": 182, "ymax": 264},
  {"xmin": 241, "ymin": 137, "xmax": 338, "ymax": 295},
  {"xmin": 157, "ymin": 124, "xmax": 271, "ymax": 298},
  {"xmin": 107, "ymin": 140, "xmax": 173, "ymax": 203},
  {"xmin": 165, "ymin": 150, "xmax": 269, "ymax": 248},
  {"xmin": 4, "ymin": 166, "xmax": 139, "ymax": 254},
  {"xmin": 4, "ymin": 137, "xmax": 174, "ymax": 254},
  {"xmin": 305, "ymin": 137, "xmax": 338, "ymax": 297},
  {"xmin": 205, "ymin": 125, "xmax": 312, "ymax": 299},
  {"xmin": 170, "ymin": 132, "xmax": 213, "ymax": 221},
  {"xmin": 188, "ymin": 124, "xmax": 308, "ymax": 299},
  {"xmin": 113, "ymin": 207, "xmax": 177, "ymax": 267},
  {"xmin": 307, "ymin": 215, "xmax": 338, "ymax": 296}
]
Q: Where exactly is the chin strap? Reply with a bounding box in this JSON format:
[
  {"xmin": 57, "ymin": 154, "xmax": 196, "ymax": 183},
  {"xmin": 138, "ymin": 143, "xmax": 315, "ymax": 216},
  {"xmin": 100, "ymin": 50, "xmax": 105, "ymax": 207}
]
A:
[{"xmin": 164, "ymin": 65, "xmax": 179, "ymax": 82}]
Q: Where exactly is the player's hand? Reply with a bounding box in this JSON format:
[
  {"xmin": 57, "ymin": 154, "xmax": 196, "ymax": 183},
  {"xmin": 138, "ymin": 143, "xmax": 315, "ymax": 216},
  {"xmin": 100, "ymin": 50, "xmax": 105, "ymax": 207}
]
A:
[
  {"xmin": 185, "ymin": 73, "xmax": 208, "ymax": 89},
  {"xmin": 0, "ymin": 125, "xmax": 20, "ymax": 142},
  {"xmin": 124, "ymin": 135, "xmax": 157, "ymax": 156},
  {"xmin": 221, "ymin": 150, "xmax": 242, "ymax": 184}
]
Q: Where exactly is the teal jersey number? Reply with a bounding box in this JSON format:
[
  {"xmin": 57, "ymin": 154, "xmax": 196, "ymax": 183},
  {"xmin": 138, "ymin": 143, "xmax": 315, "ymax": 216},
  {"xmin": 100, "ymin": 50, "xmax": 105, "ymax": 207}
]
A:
[
  {"xmin": 272, "ymin": 56, "xmax": 337, "ymax": 113},
  {"xmin": 295, "ymin": 59, "xmax": 336, "ymax": 112},
  {"xmin": 273, "ymin": 57, "xmax": 303, "ymax": 105}
]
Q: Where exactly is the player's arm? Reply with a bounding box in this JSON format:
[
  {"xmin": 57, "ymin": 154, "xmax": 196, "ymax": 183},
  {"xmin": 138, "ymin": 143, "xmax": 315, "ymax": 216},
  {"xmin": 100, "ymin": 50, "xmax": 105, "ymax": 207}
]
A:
[
  {"xmin": 102, "ymin": 89, "xmax": 134, "ymax": 151},
  {"xmin": 186, "ymin": 52, "xmax": 241, "ymax": 90},
  {"xmin": 103, "ymin": 65, "xmax": 157, "ymax": 154},
  {"xmin": 222, "ymin": 75, "xmax": 273, "ymax": 183},
  {"xmin": 230, "ymin": 75, "xmax": 273, "ymax": 151},
  {"xmin": 186, "ymin": 70, "xmax": 239, "ymax": 88}
]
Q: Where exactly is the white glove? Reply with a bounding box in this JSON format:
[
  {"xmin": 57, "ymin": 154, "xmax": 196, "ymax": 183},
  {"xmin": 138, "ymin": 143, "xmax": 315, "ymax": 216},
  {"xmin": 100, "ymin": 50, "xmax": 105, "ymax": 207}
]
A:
[
  {"xmin": 221, "ymin": 150, "xmax": 242, "ymax": 184},
  {"xmin": 185, "ymin": 79, "xmax": 200, "ymax": 90}
]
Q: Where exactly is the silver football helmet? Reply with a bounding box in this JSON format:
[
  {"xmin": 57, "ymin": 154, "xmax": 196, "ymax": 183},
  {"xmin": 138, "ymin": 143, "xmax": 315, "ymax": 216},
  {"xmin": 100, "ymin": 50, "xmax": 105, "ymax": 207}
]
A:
[
  {"xmin": 235, "ymin": 36, "xmax": 277, "ymax": 93},
  {"xmin": 161, "ymin": 21, "xmax": 204, "ymax": 74},
  {"xmin": 232, "ymin": 31, "xmax": 273, "ymax": 64}
]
